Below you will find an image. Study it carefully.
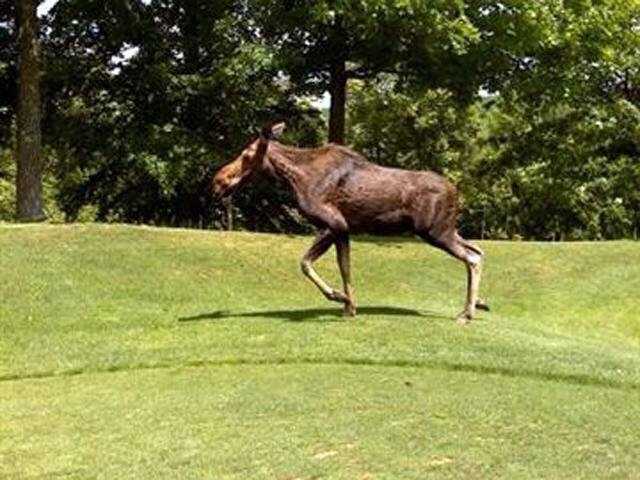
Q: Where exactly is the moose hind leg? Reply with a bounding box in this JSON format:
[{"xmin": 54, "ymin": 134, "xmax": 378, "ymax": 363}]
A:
[
  {"xmin": 459, "ymin": 257, "xmax": 483, "ymax": 325},
  {"xmin": 300, "ymin": 229, "xmax": 349, "ymax": 305},
  {"xmin": 457, "ymin": 239, "xmax": 483, "ymax": 325},
  {"xmin": 424, "ymin": 232, "xmax": 484, "ymax": 325},
  {"xmin": 457, "ymin": 235, "xmax": 489, "ymax": 311}
]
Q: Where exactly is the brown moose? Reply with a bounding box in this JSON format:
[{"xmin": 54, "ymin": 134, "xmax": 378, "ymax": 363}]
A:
[{"xmin": 213, "ymin": 122, "xmax": 488, "ymax": 324}]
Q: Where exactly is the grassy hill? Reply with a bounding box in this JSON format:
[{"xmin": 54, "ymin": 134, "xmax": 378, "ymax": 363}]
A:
[{"xmin": 1, "ymin": 224, "xmax": 639, "ymax": 479}]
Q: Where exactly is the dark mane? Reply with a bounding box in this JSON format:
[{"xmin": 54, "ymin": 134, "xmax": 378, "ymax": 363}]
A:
[{"xmin": 271, "ymin": 142, "xmax": 369, "ymax": 166}]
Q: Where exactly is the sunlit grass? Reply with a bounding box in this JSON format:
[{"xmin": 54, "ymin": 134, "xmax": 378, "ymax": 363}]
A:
[{"xmin": 1, "ymin": 224, "xmax": 639, "ymax": 479}]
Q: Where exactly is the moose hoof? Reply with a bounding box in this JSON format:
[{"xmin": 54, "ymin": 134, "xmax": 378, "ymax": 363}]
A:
[
  {"xmin": 456, "ymin": 311, "xmax": 472, "ymax": 326},
  {"xmin": 343, "ymin": 303, "xmax": 357, "ymax": 317},
  {"xmin": 476, "ymin": 299, "xmax": 490, "ymax": 312}
]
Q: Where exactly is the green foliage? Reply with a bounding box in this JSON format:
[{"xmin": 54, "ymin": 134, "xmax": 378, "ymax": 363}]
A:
[
  {"xmin": 345, "ymin": 0, "xmax": 640, "ymax": 240},
  {"xmin": 2, "ymin": 225, "xmax": 640, "ymax": 477},
  {"xmin": 38, "ymin": 0, "xmax": 323, "ymax": 230},
  {"xmin": 252, "ymin": 0, "xmax": 638, "ymax": 101},
  {"xmin": 0, "ymin": 1, "xmax": 638, "ymax": 237},
  {"xmin": 250, "ymin": 0, "xmax": 496, "ymax": 101},
  {"xmin": 348, "ymin": 79, "xmax": 640, "ymax": 240},
  {"xmin": 348, "ymin": 78, "xmax": 471, "ymax": 173},
  {"xmin": 463, "ymin": 98, "xmax": 640, "ymax": 240},
  {"xmin": 0, "ymin": 148, "xmax": 15, "ymax": 220}
]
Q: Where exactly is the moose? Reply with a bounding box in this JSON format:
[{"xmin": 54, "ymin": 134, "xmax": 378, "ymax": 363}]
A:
[{"xmin": 213, "ymin": 122, "xmax": 488, "ymax": 324}]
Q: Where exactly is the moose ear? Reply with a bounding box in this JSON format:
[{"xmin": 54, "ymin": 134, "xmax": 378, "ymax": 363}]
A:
[
  {"xmin": 270, "ymin": 122, "xmax": 286, "ymax": 139},
  {"xmin": 260, "ymin": 121, "xmax": 286, "ymax": 140}
]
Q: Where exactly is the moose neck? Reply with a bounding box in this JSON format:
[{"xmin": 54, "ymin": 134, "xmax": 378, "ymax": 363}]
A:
[{"xmin": 264, "ymin": 142, "xmax": 307, "ymax": 191}]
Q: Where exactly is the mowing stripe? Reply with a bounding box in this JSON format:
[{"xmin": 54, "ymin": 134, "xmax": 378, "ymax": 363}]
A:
[{"xmin": 1, "ymin": 357, "xmax": 638, "ymax": 391}]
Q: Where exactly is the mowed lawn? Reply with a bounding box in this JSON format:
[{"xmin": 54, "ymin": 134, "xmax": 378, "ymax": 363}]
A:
[{"xmin": 1, "ymin": 224, "xmax": 639, "ymax": 479}]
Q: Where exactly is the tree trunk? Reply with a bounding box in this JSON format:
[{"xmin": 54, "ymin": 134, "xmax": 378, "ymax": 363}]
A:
[
  {"xmin": 16, "ymin": 0, "xmax": 45, "ymax": 221},
  {"xmin": 182, "ymin": 0, "xmax": 200, "ymax": 73},
  {"xmin": 328, "ymin": 60, "xmax": 347, "ymax": 144},
  {"xmin": 222, "ymin": 197, "xmax": 234, "ymax": 231}
]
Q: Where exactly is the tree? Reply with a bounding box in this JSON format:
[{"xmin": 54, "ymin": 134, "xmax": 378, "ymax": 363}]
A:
[
  {"xmin": 15, "ymin": 0, "xmax": 44, "ymax": 220},
  {"xmin": 251, "ymin": 0, "xmax": 488, "ymax": 143},
  {"xmin": 39, "ymin": 0, "xmax": 323, "ymax": 230}
]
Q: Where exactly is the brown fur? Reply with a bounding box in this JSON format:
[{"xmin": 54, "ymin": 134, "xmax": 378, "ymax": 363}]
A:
[{"xmin": 213, "ymin": 123, "xmax": 488, "ymax": 323}]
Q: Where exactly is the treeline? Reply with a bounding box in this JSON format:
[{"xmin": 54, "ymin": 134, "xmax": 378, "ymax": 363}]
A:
[{"xmin": 1, "ymin": 1, "xmax": 639, "ymax": 239}]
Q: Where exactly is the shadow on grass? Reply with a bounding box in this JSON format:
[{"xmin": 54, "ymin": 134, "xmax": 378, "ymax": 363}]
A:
[{"xmin": 178, "ymin": 306, "xmax": 450, "ymax": 323}]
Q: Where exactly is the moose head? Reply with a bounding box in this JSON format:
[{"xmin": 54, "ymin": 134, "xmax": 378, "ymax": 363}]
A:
[{"xmin": 212, "ymin": 122, "xmax": 286, "ymax": 198}]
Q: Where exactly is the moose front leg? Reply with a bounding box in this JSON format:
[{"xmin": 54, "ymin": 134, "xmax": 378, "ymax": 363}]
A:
[
  {"xmin": 335, "ymin": 234, "xmax": 356, "ymax": 316},
  {"xmin": 300, "ymin": 229, "xmax": 350, "ymax": 306}
]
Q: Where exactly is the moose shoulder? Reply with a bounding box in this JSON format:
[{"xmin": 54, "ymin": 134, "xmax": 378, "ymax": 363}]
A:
[{"xmin": 213, "ymin": 122, "xmax": 488, "ymax": 324}]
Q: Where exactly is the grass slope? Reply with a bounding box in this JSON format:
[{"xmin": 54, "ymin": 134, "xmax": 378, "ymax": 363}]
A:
[{"xmin": 1, "ymin": 224, "xmax": 639, "ymax": 479}]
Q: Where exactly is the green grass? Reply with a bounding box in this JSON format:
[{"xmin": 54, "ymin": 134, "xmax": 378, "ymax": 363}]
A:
[{"xmin": 1, "ymin": 224, "xmax": 639, "ymax": 479}]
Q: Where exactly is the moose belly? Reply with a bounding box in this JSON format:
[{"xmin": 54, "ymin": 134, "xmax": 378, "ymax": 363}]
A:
[{"xmin": 342, "ymin": 206, "xmax": 414, "ymax": 235}]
